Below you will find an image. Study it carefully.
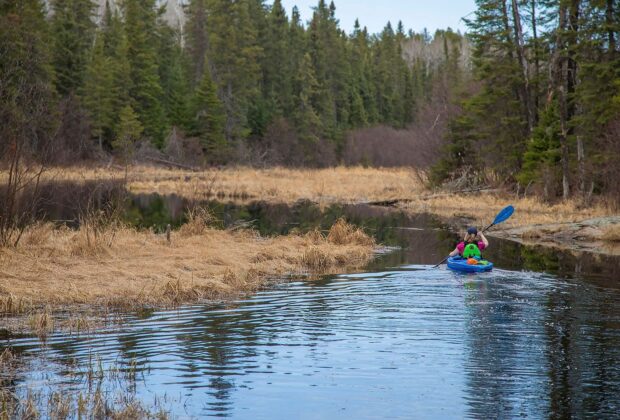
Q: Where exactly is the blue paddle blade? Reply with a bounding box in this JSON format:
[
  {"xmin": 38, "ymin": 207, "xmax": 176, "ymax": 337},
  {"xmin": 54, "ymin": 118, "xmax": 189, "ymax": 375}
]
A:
[{"xmin": 492, "ymin": 205, "xmax": 514, "ymax": 225}]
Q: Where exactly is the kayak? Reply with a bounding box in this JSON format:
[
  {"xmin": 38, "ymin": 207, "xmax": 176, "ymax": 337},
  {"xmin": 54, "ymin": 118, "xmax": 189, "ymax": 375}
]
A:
[{"xmin": 447, "ymin": 256, "xmax": 494, "ymax": 273}]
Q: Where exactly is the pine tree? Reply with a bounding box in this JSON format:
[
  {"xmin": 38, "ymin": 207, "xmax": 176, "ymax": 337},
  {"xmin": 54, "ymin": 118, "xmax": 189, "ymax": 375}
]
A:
[
  {"xmin": 113, "ymin": 104, "xmax": 143, "ymax": 165},
  {"xmin": 185, "ymin": 0, "xmax": 208, "ymax": 85},
  {"xmin": 81, "ymin": 33, "xmax": 115, "ymax": 150},
  {"xmin": 123, "ymin": 0, "xmax": 166, "ymax": 146},
  {"xmin": 293, "ymin": 53, "xmax": 323, "ymax": 165},
  {"xmin": 187, "ymin": 68, "xmax": 227, "ymax": 163},
  {"xmin": 205, "ymin": 0, "xmax": 263, "ymax": 139},
  {"xmin": 50, "ymin": 0, "xmax": 97, "ymax": 96},
  {"xmin": 157, "ymin": 20, "xmax": 190, "ymax": 127}
]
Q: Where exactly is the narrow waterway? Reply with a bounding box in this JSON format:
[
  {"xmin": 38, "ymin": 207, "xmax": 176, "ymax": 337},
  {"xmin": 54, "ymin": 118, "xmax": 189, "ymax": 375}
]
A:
[{"xmin": 2, "ymin": 194, "xmax": 620, "ymax": 418}]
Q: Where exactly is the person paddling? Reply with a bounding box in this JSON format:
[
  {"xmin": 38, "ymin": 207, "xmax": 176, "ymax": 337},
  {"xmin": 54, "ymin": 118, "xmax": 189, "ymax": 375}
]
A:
[{"xmin": 449, "ymin": 227, "xmax": 489, "ymax": 259}]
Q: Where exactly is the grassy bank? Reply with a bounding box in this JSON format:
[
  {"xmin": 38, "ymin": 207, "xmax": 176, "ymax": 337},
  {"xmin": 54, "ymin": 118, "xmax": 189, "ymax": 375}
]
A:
[
  {"xmin": 0, "ymin": 217, "xmax": 374, "ymax": 328},
  {"xmin": 12, "ymin": 164, "xmax": 620, "ymax": 244},
  {"xmin": 36, "ymin": 165, "xmax": 425, "ymax": 204},
  {"xmin": 2, "ymin": 164, "xmax": 619, "ymax": 327},
  {"xmin": 49, "ymin": 164, "xmax": 616, "ymax": 237}
]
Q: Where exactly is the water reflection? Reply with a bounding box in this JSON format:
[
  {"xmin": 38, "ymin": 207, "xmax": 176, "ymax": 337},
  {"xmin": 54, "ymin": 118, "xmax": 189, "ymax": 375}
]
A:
[
  {"xmin": 3, "ymin": 186, "xmax": 620, "ymax": 417},
  {"xmin": 4, "ymin": 265, "xmax": 620, "ymax": 418}
]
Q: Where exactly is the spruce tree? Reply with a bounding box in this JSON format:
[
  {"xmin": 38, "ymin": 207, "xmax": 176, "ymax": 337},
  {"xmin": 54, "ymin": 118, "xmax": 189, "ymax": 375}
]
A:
[
  {"xmin": 517, "ymin": 103, "xmax": 562, "ymax": 197},
  {"xmin": 185, "ymin": 0, "xmax": 208, "ymax": 85},
  {"xmin": 123, "ymin": 0, "xmax": 166, "ymax": 146},
  {"xmin": 157, "ymin": 21, "xmax": 190, "ymax": 128},
  {"xmin": 262, "ymin": 0, "xmax": 291, "ymax": 113},
  {"xmin": 1, "ymin": 0, "xmax": 57, "ymax": 157},
  {"xmin": 81, "ymin": 33, "xmax": 115, "ymax": 150},
  {"xmin": 114, "ymin": 104, "xmax": 143, "ymax": 167},
  {"xmin": 50, "ymin": 0, "xmax": 97, "ymax": 96},
  {"xmin": 205, "ymin": 0, "xmax": 262, "ymax": 139},
  {"xmin": 188, "ymin": 68, "xmax": 227, "ymax": 163},
  {"xmin": 436, "ymin": 0, "xmax": 529, "ymax": 181},
  {"xmin": 293, "ymin": 53, "xmax": 323, "ymax": 165}
]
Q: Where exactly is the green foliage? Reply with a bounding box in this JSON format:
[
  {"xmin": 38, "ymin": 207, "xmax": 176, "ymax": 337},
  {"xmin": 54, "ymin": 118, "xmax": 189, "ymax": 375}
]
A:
[
  {"xmin": 123, "ymin": 0, "xmax": 166, "ymax": 146},
  {"xmin": 517, "ymin": 103, "xmax": 561, "ymax": 188},
  {"xmin": 0, "ymin": 0, "xmax": 57, "ymax": 156},
  {"xmin": 5, "ymin": 0, "xmax": 471, "ymax": 170},
  {"xmin": 50, "ymin": 0, "xmax": 97, "ymax": 96},
  {"xmin": 204, "ymin": 0, "xmax": 262, "ymax": 139},
  {"xmin": 81, "ymin": 34, "xmax": 115, "ymax": 149},
  {"xmin": 156, "ymin": 21, "xmax": 190, "ymax": 127},
  {"xmin": 187, "ymin": 68, "xmax": 227, "ymax": 163},
  {"xmin": 113, "ymin": 104, "xmax": 143, "ymax": 163}
]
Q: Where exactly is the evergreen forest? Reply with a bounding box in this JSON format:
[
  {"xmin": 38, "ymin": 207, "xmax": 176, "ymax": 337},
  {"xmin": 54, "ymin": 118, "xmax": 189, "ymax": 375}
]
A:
[{"xmin": 2, "ymin": 0, "xmax": 620, "ymax": 202}]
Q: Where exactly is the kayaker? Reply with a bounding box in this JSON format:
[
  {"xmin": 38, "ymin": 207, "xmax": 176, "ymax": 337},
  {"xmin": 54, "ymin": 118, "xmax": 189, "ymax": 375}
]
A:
[{"xmin": 449, "ymin": 227, "xmax": 489, "ymax": 258}]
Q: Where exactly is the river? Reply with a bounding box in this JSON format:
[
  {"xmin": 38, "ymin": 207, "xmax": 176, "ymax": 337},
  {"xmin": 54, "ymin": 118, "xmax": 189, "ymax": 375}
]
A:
[{"xmin": 1, "ymin": 194, "xmax": 620, "ymax": 418}]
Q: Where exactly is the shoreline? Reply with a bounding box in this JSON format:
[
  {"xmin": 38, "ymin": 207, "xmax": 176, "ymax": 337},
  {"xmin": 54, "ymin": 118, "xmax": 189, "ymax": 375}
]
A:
[
  {"xmin": 0, "ymin": 218, "xmax": 376, "ymax": 335},
  {"xmin": 2, "ymin": 165, "xmax": 619, "ymax": 335}
]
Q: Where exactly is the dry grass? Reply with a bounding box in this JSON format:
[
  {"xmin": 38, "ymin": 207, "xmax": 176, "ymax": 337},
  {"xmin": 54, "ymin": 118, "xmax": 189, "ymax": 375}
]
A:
[
  {"xmin": 402, "ymin": 192, "xmax": 612, "ymax": 230},
  {"xmin": 32, "ymin": 164, "xmax": 425, "ymax": 204},
  {"xmin": 31, "ymin": 165, "xmax": 614, "ymax": 227},
  {"xmin": 327, "ymin": 218, "xmax": 375, "ymax": 246},
  {"xmin": 0, "ymin": 219, "xmax": 375, "ymax": 314},
  {"xmin": 602, "ymin": 224, "xmax": 620, "ymax": 242}
]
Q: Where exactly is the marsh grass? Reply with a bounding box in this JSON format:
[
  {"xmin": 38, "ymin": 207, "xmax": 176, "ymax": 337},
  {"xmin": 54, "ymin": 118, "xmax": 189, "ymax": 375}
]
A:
[
  {"xmin": 32, "ymin": 165, "xmax": 424, "ymax": 204},
  {"xmin": 0, "ymin": 354, "xmax": 170, "ymax": 420},
  {"xmin": 0, "ymin": 294, "xmax": 32, "ymax": 315},
  {"xmin": 0, "ymin": 217, "xmax": 375, "ymax": 330},
  {"xmin": 404, "ymin": 193, "xmax": 612, "ymax": 229},
  {"xmin": 178, "ymin": 206, "xmax": 216, "ymax": 237},
  {"xmin": 27, "ymin": 308, "xmax": 54, "ymax": 340},
  {"xmin": 327, "ymin": 218, "xmax": 375, "ymax": 246},
  {"xmin": 602, "ymin": 224, "xmax": 620, "ymax": 242}
]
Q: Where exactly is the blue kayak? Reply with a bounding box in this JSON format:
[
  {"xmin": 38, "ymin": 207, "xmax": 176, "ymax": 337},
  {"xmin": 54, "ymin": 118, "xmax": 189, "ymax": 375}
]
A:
[{"xmin": 447, "ymin": 256, "xmax": 494, "ymax": 273}]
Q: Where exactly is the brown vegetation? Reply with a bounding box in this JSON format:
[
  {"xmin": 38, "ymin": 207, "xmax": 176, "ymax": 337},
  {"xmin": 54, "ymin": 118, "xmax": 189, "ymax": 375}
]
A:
[
  {"xmin": 0, "ymin": 351, "xmax": 170, "ymax": 419},
  {"xmin": 23, "ymin": 165, "xmax": 425, "ymax": 204},
  {"xmin": 401, "ymin": 192, "xmax": 612, "ymax": 231},
  {"xmin": 602, "ymin": 224, "xmax": 620, "ymax": 243},
  {"xmin": 0, "ymin": 219, "xmax": 374, "ymax": 318}
]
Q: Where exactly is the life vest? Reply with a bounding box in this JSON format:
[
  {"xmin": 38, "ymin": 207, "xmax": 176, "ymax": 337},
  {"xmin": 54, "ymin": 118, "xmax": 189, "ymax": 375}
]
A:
[{"xmin": 462, "ymin": 242, "xmax": 481, "ymax": 258}]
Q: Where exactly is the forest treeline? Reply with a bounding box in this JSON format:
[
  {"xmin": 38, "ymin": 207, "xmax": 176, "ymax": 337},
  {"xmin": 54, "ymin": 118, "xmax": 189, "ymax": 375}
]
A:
[
  {"xmin": 434, "ymin": 0, "xmax": 620, "ymax": 203},
  {"xmin": 0, "ymin": 0, "xmax": 466, "ymax": 169},
  {"xmin": 2, "ymin": 0, "xmax": 619, "ymax": 203}
]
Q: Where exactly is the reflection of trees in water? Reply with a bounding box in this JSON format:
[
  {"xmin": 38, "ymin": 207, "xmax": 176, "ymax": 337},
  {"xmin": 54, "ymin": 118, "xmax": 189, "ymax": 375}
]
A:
[
  {"xmin": 487, "ymin": 240, "xmax": 620, "ymax": 287},
  {"xmin": 462, "ymin": 280, "xmax": 548, "ymax": 418},
  {"xmin": 544, "ymin": 284, "xmax": 620, "ymax": 418},
  {"xmin": 168, "ymin": 281, "xmax": 339, "ymax": 416},
  {"xmin": 463, "ymin": 270, "xmax": 620, "ymax": 418},
  {"xmin": 5, "ymin": 180, "xmax": 126, "ymax": 227}
]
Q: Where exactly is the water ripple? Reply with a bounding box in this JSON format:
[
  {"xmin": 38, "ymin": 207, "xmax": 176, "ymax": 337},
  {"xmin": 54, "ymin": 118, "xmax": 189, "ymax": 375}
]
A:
[{"xmin": 3, "ymin": 265, "xmax": 620, "ymax": 419}]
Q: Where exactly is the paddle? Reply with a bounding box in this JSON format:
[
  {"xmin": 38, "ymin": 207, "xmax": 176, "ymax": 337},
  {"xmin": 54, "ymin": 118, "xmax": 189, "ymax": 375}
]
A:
[{"xmin": 432, "ymin": 205, "xmax": 515, "ymax": 268}]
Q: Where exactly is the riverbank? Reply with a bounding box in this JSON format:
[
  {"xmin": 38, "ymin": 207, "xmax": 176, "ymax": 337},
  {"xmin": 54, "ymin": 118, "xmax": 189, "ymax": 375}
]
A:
[
  {"xmin": 12, "ymin": 164, "xmax": 620, "ymax": 247},
  {"xmin": 0, "ymin": 218, "xmax": 375, "ymax": 334},
  {"xmin": 53, "ymin": 164, "xmax": 617, "ymax": 251},
  {"xmin": 3, "ymin": 164, "xmax": 619, "ymax": 333}
]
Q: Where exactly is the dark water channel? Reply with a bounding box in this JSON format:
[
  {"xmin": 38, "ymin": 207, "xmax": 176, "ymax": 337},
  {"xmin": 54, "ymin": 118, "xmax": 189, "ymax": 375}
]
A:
[{"xmin": 2, "ymin": 187, "xmax": 620, "ymax": 418}]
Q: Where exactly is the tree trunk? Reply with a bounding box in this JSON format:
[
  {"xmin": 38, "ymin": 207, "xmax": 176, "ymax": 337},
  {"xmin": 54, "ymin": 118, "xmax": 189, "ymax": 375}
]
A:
[
  {"xmin": 511, "ymin": 0, "xmax": 534, "ymax": 133},
  {"xmin": 530, "ymin": 0, "xmax": 540, "ymax": 124},
  {"xmin": 577, "ymin": 135, "xmax": 585, "ymax": 195},
  {"xmin": 556, "ymin": 3, "xmax": 571, "ymax": 200},
  {"xmin": 607, "ymin": 0, "xmax": 615, "ymax": 55},
  {"xmin": 554, "ymin": 0, "xmax": 581, "ymax": 200}
]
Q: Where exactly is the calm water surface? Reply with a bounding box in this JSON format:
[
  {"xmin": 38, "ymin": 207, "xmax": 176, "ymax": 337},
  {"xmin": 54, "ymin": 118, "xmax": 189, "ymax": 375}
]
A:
[{"xmin": 2, "ymin": 196, "xmax": 620, "ymax": 419}]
